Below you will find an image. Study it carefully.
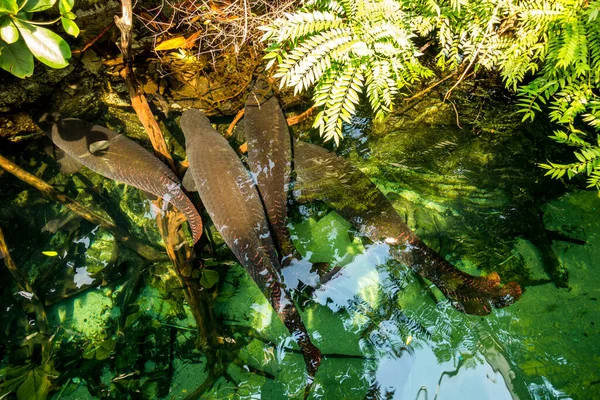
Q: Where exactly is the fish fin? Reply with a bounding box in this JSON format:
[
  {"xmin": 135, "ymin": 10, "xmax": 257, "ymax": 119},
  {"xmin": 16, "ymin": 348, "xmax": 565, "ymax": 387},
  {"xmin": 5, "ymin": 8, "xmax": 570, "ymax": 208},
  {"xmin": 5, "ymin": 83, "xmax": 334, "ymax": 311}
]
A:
[
  {"xmin": 55, "ymin": 148, "xmax": 83, "ymax": 174},
  {"xmin": 88, "ymin": 135, "xmax": 121, "ymax": 155},
  {"xmin": 182, "ymin": 170, "xmax": 197, "ymax": 192}
]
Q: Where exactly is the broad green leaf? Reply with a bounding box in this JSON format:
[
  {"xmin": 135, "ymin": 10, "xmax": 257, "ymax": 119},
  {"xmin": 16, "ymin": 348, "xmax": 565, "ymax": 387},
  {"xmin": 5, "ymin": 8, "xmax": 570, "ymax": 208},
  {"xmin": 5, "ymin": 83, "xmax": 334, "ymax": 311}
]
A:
[
  {"xmin": 0, "ymin": 38, "xmax": 33, "ymax": 77},
  {"xmin": 0, "ymin": 0, "xmax": 18, "ymax": 14},
  {"xmin": 61, "ymin": 17, "xmax": 78, "ymax": 37},
  {"xmin": 200, "ymin": 269, "xmax": 219, "ymax": 288},
  {"xmin": 62, "ymin": 10, "xmax": 74, "ymax": 19},
  {"xmin": 21, "ymin": 0, "xmax": 55, "ymax": 12},
  {"xmin": 58, "ymin": 0, "xmax": 72, "ymax": 14},
  {"xmin": 15, "ymin": 366, "xmax": 52, "ymax": 400},
  {"xmin": 0, "ymin": 16, "xmax": 18, "ymax": 43},
  {"xmin": 13, "ymin": 19, "xmax": 70, "ymax": 68}
]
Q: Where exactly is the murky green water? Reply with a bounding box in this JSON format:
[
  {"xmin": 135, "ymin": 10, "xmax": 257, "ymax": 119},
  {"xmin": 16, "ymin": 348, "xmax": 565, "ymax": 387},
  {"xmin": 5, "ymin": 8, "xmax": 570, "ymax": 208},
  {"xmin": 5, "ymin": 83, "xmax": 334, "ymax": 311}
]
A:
[{"xmin": 1, "ymin": 95, "xmax": 599, "ymax": 399}]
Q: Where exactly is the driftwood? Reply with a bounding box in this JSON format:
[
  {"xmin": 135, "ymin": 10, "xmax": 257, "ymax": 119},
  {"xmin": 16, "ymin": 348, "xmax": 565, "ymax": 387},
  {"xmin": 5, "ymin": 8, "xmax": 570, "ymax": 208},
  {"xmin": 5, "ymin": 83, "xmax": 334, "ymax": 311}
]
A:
[{"xmin": 115, "ymin": 1, "xmax": 220, "ymax": 370}]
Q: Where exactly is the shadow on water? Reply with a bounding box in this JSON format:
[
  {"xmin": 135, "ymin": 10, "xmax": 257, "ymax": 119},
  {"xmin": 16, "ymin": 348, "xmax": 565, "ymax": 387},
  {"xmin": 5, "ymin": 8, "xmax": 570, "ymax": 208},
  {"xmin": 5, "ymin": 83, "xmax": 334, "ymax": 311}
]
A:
[{"xmin": 1, "ymin": 93, "xmax": 598, "ymax": 400}]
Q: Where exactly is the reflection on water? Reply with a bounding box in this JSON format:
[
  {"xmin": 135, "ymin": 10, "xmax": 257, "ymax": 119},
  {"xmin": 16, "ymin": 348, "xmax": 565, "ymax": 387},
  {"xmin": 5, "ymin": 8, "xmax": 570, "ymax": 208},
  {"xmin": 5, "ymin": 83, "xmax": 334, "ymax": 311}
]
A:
[{"xmin": 1, "ymin": 99, "xmax": 599, "ymax": 400}]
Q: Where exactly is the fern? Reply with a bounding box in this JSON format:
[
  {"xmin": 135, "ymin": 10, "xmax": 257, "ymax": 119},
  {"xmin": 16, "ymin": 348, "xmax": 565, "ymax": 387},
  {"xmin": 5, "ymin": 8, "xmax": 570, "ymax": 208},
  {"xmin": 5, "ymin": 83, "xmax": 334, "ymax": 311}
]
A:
[
  {"xmin": 260, "ymin": 0, "xmax": 600, "ymax": 189},
  {"xmin": 261, "ymin": 0, "xmax": 431, "ymax": 143}
]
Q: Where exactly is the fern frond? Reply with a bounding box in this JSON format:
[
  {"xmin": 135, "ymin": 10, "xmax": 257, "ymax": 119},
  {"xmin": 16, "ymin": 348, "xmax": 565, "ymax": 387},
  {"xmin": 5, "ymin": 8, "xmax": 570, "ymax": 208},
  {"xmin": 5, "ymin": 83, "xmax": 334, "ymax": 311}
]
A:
[{"xmin": 313, "ymin": 63, "xmax": 364, "ymax": 144}]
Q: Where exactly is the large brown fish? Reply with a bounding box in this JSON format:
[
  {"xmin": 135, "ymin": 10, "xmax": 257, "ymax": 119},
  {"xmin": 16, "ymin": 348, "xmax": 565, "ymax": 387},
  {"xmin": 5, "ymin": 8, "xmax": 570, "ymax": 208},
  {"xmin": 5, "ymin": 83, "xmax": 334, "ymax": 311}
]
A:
[
  {"xmin": 180, "ymin": 109, "xmax": 321, "ymax": 374},
  {"xmin": 244, "ymin": 77, "xmax": 294, "ymax": 260},
  {"xmin": 293, "ymin": 141, "xmax": 522, "ymax": 316},
  {"xmin": 38, "ymin": 113, "xmax": 202, "ymax": 244}
]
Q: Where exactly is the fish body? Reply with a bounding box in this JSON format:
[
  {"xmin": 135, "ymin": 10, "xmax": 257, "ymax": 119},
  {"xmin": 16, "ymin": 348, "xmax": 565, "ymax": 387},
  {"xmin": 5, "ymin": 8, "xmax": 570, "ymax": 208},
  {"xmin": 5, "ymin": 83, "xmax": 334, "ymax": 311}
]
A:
[
  {"xmin": 245, "ymin": 78, "xmax": 294, "ymax": 260},
  {"xmin": 38, "ymin": 113, "xmax": 202, "ymax": 244},
  {"xmin": 181, "ymin": 109, "xmax": 321, "ymax": 374},
  {"xmin": 293, "ymin": 141, "xmax": 522, "ymax": 316}
]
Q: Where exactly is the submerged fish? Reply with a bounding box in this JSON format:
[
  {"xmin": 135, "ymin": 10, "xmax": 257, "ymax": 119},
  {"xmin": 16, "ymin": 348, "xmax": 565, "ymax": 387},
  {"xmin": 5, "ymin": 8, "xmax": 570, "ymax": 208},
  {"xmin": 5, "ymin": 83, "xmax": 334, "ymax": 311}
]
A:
[
  {"xmin": 37, "ymin": 113, "xmax": 202, "ymax": 244},
  {"xmin": 293, "ymin": 141, "xmax": 522, "ymax": 316},
  {"xmin": 180, "ymin": 109, "xmax": 321, "ymax": 374},
  {"xmin": 245, "ymin": 77, "xmax": 294, "ymax": 260}
]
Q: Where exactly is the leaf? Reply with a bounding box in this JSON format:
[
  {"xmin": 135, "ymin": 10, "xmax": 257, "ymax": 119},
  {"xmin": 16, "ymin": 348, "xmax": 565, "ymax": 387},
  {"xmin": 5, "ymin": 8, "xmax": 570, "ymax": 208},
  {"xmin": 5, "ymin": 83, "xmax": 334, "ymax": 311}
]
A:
[
  {"xmin": 61, "ymin": 17, "xmax": 78, "ymax": 37},
  {"xmin": 41, "ymin": 250, "xmax": 58, "ymax": 256},
  {"xmin": 154, "ymin": 36, "xmax": 188, "ymax": 51},
  {"xmin": 95, "ymin": 338, "xmax": 116, "ymax": 360},
  {"xmin": 58, "ymin": 0, "xmax": 72, "ymax": 14},
  {"xmin": 0, "ymin": 16, "xmax": 18, "ymax": 43},
  {"xmin": 0, "ymin": 38, "xmax": 34, "ymax": 78},
  {"xmin": 15, "ymin": 366, "xmax": 52, "ymax": 400},
  {"xmin": 200, "ymin": 269, "xmax": 219, "ymax": 288},
  {"xmin": 21, "ymin": 0, "xmax": 56, "ymax": 12},
  {"xmin": 0, "ymin": 0, "xmax": 18, "ymax": 14},
  {"xmin": 13, "ymin": 19, "xmax": 70, "ymax": 68}
]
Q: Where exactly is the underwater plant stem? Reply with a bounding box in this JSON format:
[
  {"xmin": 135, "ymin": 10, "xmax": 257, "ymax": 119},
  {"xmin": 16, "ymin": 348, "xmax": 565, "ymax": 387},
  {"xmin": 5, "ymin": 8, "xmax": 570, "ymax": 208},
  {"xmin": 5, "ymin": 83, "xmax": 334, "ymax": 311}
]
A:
[
  {"xmin": 0, "ymin": 153, "xmax": 164, "ymax": 261},
  {"xmin": 0, "ymin": 224, "xmax": 52, "ymax": 359}
]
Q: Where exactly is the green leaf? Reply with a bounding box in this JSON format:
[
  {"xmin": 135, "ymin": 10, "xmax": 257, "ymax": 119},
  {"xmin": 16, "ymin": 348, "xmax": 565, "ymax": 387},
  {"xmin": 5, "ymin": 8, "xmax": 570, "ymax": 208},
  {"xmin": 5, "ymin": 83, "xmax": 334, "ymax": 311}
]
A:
[
  {"xmin": 200, "ymin": 269, "xmax": 219, "ymax": 288},
  {"xmin": 58, "ymin": 0, "xmax": 72, "ymax": 14},
  {"xmin": 0, "ymin": 16, "xmax": 18, "ymax": 43},
  {"xmin": 0, "ymin": 0, "xmax": 18, "ymax": 14},
  {"xmin": 0, "ymin": 38, "xmax": 33, "ymax": 78},
  {"xmin": 15, "ymin": 366, "xmax": 52, "ymax": 400},
  {"xmin": 61, "ymin": 17, "xmax": 78, "ymax": 37},
  {"xmin": 13, "ymin": 19, "xmax": 70, "ymax": 68},
  {"xmin": 21, "ymin": 0, "xmax": 56, "ymax": 12}
]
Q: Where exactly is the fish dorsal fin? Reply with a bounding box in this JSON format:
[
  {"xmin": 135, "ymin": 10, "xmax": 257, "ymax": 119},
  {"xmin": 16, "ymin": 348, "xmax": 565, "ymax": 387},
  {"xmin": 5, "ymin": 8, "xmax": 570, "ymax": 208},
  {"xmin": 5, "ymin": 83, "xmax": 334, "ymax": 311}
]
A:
[
  {"xmin": 182, "ymin": 169, "xmax": 197, "ymax": 192},
  {"xmin": 55, "ymin": 147, "xmax": 83, "ymax": 174}
]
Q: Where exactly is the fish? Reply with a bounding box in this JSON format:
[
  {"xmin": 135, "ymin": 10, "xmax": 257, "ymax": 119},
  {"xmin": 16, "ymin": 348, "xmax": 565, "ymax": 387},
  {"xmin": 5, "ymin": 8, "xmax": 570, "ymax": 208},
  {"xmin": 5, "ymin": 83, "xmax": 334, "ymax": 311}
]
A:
[
  {"xmin": 37, "ymin": 113, "xmax": 202, "ymax": 244},
  {"xmin": 180, "ymin": 109, "xmax": 321, "ymax": 374},
  {"xmin": 244, "ymin": 77, "xmax": 294, "ymax": 260},
  {"xmin": 293, "ymin": 141, "xmax": 522, "ymax": 316}
]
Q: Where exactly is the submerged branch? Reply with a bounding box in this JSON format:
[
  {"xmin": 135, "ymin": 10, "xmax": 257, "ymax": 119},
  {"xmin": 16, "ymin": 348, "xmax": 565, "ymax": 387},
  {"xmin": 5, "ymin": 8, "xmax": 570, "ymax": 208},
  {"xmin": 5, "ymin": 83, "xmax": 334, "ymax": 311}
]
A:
[
  {"xmin": 115, "ymin": 2, "xmax": 220, "ymax": 369},
  {"xmin": 0, "ymin": 153, "xmax": 164, "ymax": 261}
]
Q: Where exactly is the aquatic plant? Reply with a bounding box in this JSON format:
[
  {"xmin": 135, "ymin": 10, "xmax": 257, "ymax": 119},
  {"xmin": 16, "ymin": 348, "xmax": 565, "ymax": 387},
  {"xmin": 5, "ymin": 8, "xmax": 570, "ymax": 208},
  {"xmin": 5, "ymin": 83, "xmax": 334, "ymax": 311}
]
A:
[{"xmin": 0, "ymin": 0, "xmax": 78, "ymax": 78}]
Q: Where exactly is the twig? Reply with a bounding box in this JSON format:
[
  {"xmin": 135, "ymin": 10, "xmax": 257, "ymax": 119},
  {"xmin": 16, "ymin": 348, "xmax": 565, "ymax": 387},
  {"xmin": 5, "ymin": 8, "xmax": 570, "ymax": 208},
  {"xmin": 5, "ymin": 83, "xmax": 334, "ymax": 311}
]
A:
[
  {"xmin": 443, "ymin": 5, "xmax": 499, "ymax": 101},
  {"xmin": 286, "ymin": 106, "xmax": 315, "ymax": 126},
  {"xmin": 404, "ymin": 72, "xmax": 458, "ymax": 103},
  {"xmin": 72, "ymin": 22, "xmax": 115, "ymax": 54},
  {"xmin": 449, "ymin": 100, "xmax": 463, "ymax": 129},
  {"xmin": 115, "ymin": 0, "xmax": 176, "ymax": 172},
  {"xmin": 225, "ymin": 109, "xmax": 245, "ymax": 138},
  {"xmin": 0, "ymin": 153, "xmax": 164, "ymax": 261}
]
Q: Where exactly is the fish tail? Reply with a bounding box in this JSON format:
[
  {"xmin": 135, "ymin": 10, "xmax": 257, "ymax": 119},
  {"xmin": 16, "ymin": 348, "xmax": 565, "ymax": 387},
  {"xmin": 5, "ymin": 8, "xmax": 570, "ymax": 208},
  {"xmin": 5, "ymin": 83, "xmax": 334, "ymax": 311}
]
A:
[{"xmin": 170, "ymin": 188, "xmax": 203, "ymax": 244}]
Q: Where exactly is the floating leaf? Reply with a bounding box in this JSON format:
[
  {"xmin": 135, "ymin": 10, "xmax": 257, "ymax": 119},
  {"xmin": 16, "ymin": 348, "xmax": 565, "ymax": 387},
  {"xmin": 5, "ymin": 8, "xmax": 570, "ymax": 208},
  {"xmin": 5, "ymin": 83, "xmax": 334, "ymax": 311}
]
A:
[
  {"xmin": 61, "ymin": 17, "xmax": 78, "ymax": 37},
  {"xmin": 0, "ymin": 0, "xmax": 18, "ymax": 14},
  {"xmin": 0, "ymin": 16, "xmax": 18, "ymax": 43},
  {"xmin": 0, "ymin": 38, "xmax": 34, "ymax": 78},
  {"xmin": 41, "ymin": 250, "xmax": 58, "ymax": 256},
  {"xmin": 200, "ymin": 269, "xmax": 219, "ymax": 288},
  {"xmin": 21, "ymin": 0, "xmax": 56, "ymax": 12},
  {"xmin": 13, "ymin": 19, "xmax": 70, "ymax": 68}
]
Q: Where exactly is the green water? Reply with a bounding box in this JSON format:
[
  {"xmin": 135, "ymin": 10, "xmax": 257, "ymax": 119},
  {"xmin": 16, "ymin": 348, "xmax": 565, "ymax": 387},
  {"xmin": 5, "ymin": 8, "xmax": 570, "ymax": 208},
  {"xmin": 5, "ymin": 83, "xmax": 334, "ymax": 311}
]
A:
[{"xmin": 1, "ymin": 96, "xmax": 599, "ymax": 399}]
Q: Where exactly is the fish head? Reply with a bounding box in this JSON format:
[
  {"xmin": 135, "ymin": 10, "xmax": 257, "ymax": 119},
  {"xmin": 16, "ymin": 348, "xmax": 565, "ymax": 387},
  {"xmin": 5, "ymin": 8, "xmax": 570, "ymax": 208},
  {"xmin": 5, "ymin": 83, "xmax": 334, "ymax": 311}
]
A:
[
  {"xmin": 180, "ymin": 109, "xmax": 213, "ymax": 143},
  {"xmin": 246, "ymin": 76, "xmax": 274, "ymax": 107}
]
